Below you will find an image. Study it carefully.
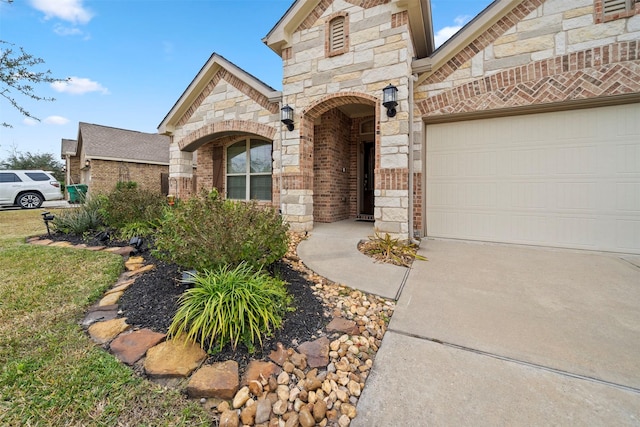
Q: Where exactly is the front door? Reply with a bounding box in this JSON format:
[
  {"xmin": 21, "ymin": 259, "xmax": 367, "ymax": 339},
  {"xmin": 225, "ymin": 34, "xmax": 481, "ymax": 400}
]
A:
[{"xmin": 359, "ymin": 141, "xmax": 374, "ymax": 219}]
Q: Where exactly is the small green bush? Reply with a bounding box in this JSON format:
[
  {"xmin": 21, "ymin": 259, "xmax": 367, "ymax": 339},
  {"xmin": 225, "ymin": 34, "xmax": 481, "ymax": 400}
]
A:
[
  {"xmin": 100, "ymin": 184, "xmax": 166, "ymax": 230},
  {"xmin": 169, "ymin": 263, "xmax": 292, "ymax": 352},
  {"xmin": 115, "ymin": 180, "xmax": 138, "ymax": 190},
  {"xmin": 52, "ymin": 197, "xmax": 105, "ymax": 235},
  {"xmin": 154, "ymin": 190, "xmax": 289, "ymax": 271},
  {"xmin": 118, "ymin": 221, "xmax": 157, "ymax": 239}
]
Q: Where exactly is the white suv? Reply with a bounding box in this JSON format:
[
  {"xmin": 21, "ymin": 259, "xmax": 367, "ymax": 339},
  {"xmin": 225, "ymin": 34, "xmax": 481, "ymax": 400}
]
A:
[{"xmin": 0, "ymin": 170, "xmax": 64, "ymax": 209}]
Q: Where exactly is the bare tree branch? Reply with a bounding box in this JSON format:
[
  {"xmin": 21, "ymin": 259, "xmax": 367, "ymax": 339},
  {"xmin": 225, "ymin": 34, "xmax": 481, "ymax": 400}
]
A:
[{"xmin": 0, "ymin": 40, "xmax": 68, "ymax": 127}]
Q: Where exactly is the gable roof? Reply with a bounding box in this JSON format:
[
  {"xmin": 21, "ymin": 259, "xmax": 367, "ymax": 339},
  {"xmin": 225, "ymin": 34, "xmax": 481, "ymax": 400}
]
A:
[
  {"xmin": 158, "ymin": 53, "xmax": 281, "ymax": 135},
  {"xmin": 263, "ymin": 0, "xmax": 435, "ymax": 59},
  {"xmin": 61, "ymin": 138, "xmax": 78, "ymax": 158},
  {"xmin": 78, "ymin": 122, "xmax": 170, "ymax": 165},
  {"xmin": 412, "ymin": 0, "xmax": 515, "ymax": 77}
]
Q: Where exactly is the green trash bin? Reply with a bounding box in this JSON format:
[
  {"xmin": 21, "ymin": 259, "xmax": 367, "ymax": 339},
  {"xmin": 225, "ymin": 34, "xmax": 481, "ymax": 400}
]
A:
[{"xmin": 67, "ymin": 184, "xmax": 88, "ymax": 203}]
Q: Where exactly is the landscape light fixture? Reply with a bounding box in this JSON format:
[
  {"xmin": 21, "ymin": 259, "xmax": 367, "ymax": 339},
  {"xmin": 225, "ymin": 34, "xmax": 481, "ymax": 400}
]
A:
[
  {"xmin": 41, "ymin": 211, "xmax": 55, "ymax": 237},
  {"xmin": 382, "ymin": 84, "xmax": 398, "ymax": 117},
  {"xmin": 281, "ymin": 105, "xmax": 294, "ymax": 131}
]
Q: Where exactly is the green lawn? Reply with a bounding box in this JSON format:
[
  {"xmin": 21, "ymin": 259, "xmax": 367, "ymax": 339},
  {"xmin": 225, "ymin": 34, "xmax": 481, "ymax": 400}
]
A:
[{"xmin": 0, "ymin": 209, "xmax": 212, "ymax": 426}]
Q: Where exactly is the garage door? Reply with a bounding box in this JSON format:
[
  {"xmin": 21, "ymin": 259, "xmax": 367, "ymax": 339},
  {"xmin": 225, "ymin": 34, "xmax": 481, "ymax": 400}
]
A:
[{"xmin": 426, "ymin": 103, "xmax": 640, "ymax": 254}]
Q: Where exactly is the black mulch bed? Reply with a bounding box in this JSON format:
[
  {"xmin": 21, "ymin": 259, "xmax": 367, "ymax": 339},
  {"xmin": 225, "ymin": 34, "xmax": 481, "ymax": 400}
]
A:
[{"xmin": 47, "ymin": 231, "xmax": 330, "ymax": 372}]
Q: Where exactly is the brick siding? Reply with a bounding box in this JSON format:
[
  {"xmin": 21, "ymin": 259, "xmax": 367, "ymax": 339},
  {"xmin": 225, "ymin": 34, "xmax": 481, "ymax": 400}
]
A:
[
  {"xmin": 68, "ymin": 157, "xmax": 81, "ymax": 185},
  {"xmin": 179, "ymin": 120, "xmax": 277, "ymax": 151},
  {"xmin": 391, "ymin": 11, "xmax": 408, "ymax": 28},
  {"xmin": 418, "ymin": 41, "xmax": 640, "ymax": 117},
  {"xmin": 89, "ymin": 160, "xmax": 168, "ymax": 195},
  {"xmin": 313, "ymin": 109, "xmax": 353, "ymax": 223}
]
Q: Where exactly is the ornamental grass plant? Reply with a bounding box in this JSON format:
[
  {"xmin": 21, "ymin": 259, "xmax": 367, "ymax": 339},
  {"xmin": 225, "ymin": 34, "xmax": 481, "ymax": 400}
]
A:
[
  {"xmin": 360, "ymin": 232, "xmax": 427, "ymax": 267},
  {"xmin": 51, "ymin": 196, "xmax": 105, "ymax": 235},
  {"xmin": 168, "ymin": 263, "xmax": 292, "ymax": 353}
]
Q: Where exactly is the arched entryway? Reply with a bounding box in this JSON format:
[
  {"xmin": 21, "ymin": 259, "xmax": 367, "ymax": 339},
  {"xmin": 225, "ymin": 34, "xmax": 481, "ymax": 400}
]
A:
[
  {"xmin": 176, "ymin": 120, "xmax": 278, "ymax": 204},
  {"xmin": 302, "ymin": 93, "xmax": 379, "ymax": 223}
]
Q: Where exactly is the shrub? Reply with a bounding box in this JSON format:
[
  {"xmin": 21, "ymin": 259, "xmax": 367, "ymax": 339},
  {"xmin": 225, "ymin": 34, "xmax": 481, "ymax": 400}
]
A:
[
  {"xmin": 115, "ymin": 180, "xmax": 137, "ymax": 190},
  {"xmin": 100, "ymin": 184, "xmax": 166, "ymax": 230},
  {"xmin": 169, "ymin": 263, "xmax": 292, "ymax": 352},
  {"xmin": 118, "ymin": 221, "xmax": 157, "ymax": 239},
  {"xmin": 154, "ymin": 190, "xmax": 289, "ymax": 271},
  {"xmin": 52, "ymin": 196, "xmax": 105, "ymax": 235}
]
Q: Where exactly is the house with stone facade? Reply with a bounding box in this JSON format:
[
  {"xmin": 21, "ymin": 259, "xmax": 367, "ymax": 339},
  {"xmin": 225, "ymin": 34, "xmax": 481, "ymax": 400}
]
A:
[
  {"xmin": 159, "ymin": 0, "xmax": 640, "ymax": 255},
  {"xmin": 62, "ymin": 122, "xmax": 171, "ymax": 197}
]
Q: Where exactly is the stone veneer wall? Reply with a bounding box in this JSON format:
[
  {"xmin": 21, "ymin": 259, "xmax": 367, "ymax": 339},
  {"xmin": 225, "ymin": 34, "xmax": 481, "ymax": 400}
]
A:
[
  {"xmin": 167, "ymin": 69, "xmax": 281, "ymax": 203},
  {"xmin": 416, "ymin": 0, "xmax": 640, "ymax": 111},
  {"xmin": 280, "ymin": 0, "xmax": 414, "ymax": 236},
  {"xmin": 88, "ymin": 160, "xmax": 168, "ymax": 195}
]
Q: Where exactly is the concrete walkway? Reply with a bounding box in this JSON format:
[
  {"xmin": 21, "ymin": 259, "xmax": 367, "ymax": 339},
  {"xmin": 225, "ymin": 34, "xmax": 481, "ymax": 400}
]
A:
[
  {"xmin": 297, "ymin": 220, "xmax": 408, "ymax": 300},
  {"xmin": 297, "ymin": 225, "xmax": 640, "ymax": 425}
]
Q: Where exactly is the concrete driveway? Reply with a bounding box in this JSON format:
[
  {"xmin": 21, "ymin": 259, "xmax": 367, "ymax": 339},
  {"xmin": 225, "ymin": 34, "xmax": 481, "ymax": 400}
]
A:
[{"xmin": 354, "ymin": 240, "xmax": 640, "ymax": 426}]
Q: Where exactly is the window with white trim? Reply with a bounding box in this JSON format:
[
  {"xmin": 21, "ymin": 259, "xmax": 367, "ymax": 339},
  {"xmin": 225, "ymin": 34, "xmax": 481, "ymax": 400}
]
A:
[{"xmin": 226, "ymin": 138, "xmax": 272, "ymax": 201}]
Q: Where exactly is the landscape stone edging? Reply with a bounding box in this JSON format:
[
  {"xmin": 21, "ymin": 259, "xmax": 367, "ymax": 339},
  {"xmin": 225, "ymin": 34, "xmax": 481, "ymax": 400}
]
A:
[{"xmin": 27, "ymin": 234, "xmax": 396, "ymax": 427}]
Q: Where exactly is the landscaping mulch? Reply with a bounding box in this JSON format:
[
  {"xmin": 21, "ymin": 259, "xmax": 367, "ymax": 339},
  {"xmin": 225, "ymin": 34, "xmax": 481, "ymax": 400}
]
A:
[{"xmin": 47, "ymin": 231, "xmax": 329, "ymax": 372}]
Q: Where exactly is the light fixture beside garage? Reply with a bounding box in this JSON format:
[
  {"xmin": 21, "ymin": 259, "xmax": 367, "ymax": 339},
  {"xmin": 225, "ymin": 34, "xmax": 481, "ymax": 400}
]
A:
[
  {"xmin": 382, "ymin": 84, "xmax": 398, "ymax": 117},
  {"xmin": 281, "ymin": 105, "xmax": 294, "ymax": 131}
]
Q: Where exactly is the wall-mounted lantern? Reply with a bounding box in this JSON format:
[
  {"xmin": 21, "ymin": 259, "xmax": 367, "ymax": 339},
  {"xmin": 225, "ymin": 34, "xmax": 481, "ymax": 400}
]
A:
[
  {"xmin": 85, "ymin": 159, "xmax": 91, "ymax": 168},
  {"xmin": 281, "ymin": 105, "xmax": 294, "ymax": 131},
  {"xmin": 382, "ymin": 84, "xmax": 398, "ymax": 117}
]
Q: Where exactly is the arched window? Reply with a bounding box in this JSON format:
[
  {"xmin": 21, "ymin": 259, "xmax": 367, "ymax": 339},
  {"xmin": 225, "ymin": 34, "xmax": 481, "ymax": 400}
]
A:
[{"xmin": 226, "ymin": 138, "xmax": 272, "ymax": 201}]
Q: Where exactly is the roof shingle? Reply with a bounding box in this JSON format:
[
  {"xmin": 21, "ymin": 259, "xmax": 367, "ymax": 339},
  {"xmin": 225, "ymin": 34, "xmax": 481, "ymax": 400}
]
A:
[{"xmin": 79, "ymin": 122, "xmax": 169, "ymax": 164}]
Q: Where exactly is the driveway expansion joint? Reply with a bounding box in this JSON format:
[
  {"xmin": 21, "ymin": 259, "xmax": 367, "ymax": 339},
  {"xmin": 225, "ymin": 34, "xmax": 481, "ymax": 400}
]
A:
[{"xmin": 387, "ymin": 328, "xmax": 640, "ymax": 395}]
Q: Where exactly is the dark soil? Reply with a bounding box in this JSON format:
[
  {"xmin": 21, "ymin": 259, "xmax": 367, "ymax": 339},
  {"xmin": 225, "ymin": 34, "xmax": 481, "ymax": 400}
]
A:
[{"xmin": 47, "ymin": 231, "xmax": 330, "ymax": 371}]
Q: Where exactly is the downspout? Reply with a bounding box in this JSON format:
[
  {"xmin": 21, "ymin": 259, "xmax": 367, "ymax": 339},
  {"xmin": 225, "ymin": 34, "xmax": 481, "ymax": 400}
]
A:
[
  {"xmin": 408, "ymin": 73, "xmax": 420, "ymax": 245},
  {"xmin": 279, "ymin": 101, "xmax": 284, "ymax": 216}
]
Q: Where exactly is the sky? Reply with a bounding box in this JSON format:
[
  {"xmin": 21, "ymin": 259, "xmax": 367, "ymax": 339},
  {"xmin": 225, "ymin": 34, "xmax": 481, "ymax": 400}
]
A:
[{"xmin": 0, "ymin": 0, "xmax": 493, "ymax": 160}]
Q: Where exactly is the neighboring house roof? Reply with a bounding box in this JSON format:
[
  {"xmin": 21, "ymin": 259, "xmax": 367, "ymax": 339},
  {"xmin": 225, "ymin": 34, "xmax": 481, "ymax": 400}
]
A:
[
  {"xmin": 78, "ymin": 122, "xmax": 170, "ymax": 165},
  {"xmin": 61, "ymin": 138, "xmax": 78, "ymax": 158},
  {"xmin": 263, "ymin": 0, "xmax": 435, "ymax": 59},
  {"xmin": 158, "ymin": 53, "xmax": 281, "ymax": 135}
]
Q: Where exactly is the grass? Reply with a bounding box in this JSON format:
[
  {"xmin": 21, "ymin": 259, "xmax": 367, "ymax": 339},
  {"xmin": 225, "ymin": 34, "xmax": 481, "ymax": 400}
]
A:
[{"xmin": 0, "ymin": 209, "xmax": 212, "ymax": 426}]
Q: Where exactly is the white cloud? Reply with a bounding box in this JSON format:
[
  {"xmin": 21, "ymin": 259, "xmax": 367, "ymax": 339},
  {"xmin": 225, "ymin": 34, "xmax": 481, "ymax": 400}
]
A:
[
  {"xmin": 434, "ymin": 15, "xmax": 471, "ymax": 47},
  {"xmin": 51, "ymin": 77, "xmax": 109, "ymax": 95},
  {"xmin": 23, "ymin": 117, "xmax": 39, "ymax": 126},
  {"xmin": 29, "ymin": 0, "xmax": 93, "ymax": 25},
  {"xmin": 43, "ymin": 115, "xmax": 70, "ymax": 125},
  {"xmin": 53, "ymin": 24, "xmax": 83, "ymax": 37}
]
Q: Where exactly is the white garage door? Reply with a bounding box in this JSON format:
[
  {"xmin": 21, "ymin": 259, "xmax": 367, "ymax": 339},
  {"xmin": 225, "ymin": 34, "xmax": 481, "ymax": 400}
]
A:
[{"xmin": 426, "ymin": 103, "xmax": 640, "ymax": 254}]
